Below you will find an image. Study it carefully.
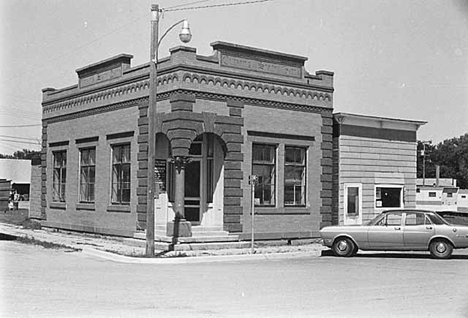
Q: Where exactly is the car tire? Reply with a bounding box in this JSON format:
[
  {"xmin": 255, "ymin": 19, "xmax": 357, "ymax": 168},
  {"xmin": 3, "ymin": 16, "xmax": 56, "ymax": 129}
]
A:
[
  {"xmin": 429, "ymin": 239, "xmax": 453, "ymax": 259},
  {"xmin": 332, "ymin": 237, "xmax": 356, "ymax": 257}
]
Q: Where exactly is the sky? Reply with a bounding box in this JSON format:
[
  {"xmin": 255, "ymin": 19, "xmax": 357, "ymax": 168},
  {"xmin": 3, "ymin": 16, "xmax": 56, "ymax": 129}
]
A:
[{"xmin": 1, "ymin": 0, "xmax": 467, "ymax": 155}]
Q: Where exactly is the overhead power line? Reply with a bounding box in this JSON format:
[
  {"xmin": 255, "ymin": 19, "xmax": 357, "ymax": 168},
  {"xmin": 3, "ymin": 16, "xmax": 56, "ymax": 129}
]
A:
[
  {"xmin": 0, "ymin": 138, "xmax": 41, "ymax": 146},
  {"xmin": 0, "ymin": 124, "xmax": 42, "ymax": 128},
  {"xmin": 164, "ymin": 0, "xmax": 273, "ymax": 12},
  {"xmin": 0, "ymin": 134, "xmax": 40, "ymax": 141},
  {"xmin": 165, "ymin": 0, "xmax": 213, "ymax": 10}
]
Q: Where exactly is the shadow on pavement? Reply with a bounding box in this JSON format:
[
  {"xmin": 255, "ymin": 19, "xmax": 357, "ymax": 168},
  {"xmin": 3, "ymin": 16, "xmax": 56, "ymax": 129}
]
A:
[
  {"xmin": 0, "ymin": 233, "xmax": 18, "ymax": 241},
  {"xmin": 321, "ymin": 249, "xmax": 468, "ymax": 260}
]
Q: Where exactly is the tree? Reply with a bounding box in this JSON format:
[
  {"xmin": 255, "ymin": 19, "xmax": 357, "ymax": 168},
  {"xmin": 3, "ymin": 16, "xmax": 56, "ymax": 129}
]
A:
[
  {"xmin": 0, "ymin": 149, "xmax": 41, "ymax": 160},
  {"xmin": 418, "ymin": 134, "xmax": 468, "ymax": 189}
]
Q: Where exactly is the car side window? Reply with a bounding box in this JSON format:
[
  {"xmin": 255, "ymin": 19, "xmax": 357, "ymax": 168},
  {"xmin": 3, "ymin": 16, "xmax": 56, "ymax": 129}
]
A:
[
  {"xmin": 405, "ymin": 213, "xmax": 425, "ymax": 226},
  {"xmin": 375, "ymin": 213, "xmax": 402, "ymax": 226},
  {"xmin": 424, "ymin": 215, "xmax": 433, "ymax": 225},
  {"xmin": 387, "ymin": 213, "xmax": 402, "ymax": 226}
]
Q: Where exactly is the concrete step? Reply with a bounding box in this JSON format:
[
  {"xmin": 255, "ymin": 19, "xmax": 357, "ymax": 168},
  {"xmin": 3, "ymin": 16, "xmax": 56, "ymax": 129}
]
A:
[
  {"xmin": 124, "ymin": 237, "xmax": 250, "ymax": 251},
  {"xmin": 134, "ymin": 232, "xmax": 239, "ymax": 243}
]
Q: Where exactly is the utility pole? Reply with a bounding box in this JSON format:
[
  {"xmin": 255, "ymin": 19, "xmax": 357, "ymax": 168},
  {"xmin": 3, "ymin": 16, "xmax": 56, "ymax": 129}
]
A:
[
  {"xmin": 146, "ymin": 4, "xmax": 160, "ymax": 257},
  {"xmin": 145, "ymin": 4, "xmax": 192, "ymax": 256}
]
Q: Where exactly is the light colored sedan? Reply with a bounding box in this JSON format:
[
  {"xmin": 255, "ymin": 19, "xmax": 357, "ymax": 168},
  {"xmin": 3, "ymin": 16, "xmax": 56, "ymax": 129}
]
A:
[{"xmin": 320, "ymin": 209, "xmax": 468, "ymax": 259}]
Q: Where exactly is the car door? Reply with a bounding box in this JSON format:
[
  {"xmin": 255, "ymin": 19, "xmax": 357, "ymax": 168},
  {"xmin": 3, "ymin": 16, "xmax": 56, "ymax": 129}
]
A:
[
  {"xmin": 367, "ymin": 211, "xmax": 404, "ymax": 249},
  {"xmin": 403, "ymin": 212, "xmax": 435, "ymax": 249}
]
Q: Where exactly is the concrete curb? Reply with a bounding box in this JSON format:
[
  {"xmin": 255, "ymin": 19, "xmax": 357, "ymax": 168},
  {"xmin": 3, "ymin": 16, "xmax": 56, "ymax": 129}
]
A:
[
  {"xmin": 1, "ymin": 222, "xmax": 326, "ymax": 263},
  {"xmin": 82, "ymin": 247, "xmax": 323, "ymax": 264}
]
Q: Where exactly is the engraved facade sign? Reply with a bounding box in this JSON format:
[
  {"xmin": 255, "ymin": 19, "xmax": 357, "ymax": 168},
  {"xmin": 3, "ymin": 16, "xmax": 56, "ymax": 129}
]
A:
[
  {"xmin": 80, "ymin": 67, "xmax": 122, "ymax": 88},
  {"xmin": 221, "ymin": 55, "xmax": 301, "ymax": 78}
]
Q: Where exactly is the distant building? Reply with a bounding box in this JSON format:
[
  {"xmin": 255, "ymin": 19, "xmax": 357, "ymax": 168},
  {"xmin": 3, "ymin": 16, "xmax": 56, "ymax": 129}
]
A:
[
  {"xmin": 0, "ymin": 158, "xmax": 31, "ymax": 200},
  {"xmin": 416, "ymin": 178, "xmax": 468, "ymax": 212}
]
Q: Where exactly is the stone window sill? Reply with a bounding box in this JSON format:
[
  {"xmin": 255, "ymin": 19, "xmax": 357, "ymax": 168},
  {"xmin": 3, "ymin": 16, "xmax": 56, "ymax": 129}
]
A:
[
  {"xmin": 49, "ymin": 202, "xmax": 66, "ymax": 210},
  {"xmin": 107, "ymin": 205, "xmax": 131, "ymax": 213},
  {"xmin": 77, "ymin": 203, "xmax": 95, "ymax": 211}
]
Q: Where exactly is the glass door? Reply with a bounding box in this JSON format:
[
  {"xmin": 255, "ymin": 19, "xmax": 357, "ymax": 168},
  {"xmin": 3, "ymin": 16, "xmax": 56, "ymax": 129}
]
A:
[{"xmin": 184, "ymin": 160, "xmax": 201, "ymax": 222}]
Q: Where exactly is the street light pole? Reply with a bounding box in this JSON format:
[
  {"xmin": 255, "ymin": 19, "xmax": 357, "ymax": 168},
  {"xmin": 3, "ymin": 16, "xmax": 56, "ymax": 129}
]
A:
[
  {"xmin": 146, "ymin": 4, "xmax": 191, "ymax": 257},
  {"xmin": 146, "ymin": 4, "xmax": 159, "ymax": 257}
]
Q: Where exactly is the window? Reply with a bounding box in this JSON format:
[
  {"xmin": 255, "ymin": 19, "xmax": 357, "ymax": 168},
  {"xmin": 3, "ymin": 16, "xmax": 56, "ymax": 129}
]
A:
[
  {"xmin": 429, "ymin": 192, "xmax": 436, "ymax": 197},
  {"xmin": 80, "ymin": 148, "xmax": 96, "ymax": 203},
  {"xmin": 111, "ymin": 144, "xmax": 131, "ymax": 204},
  {"xmin": 375, "ymin": 212, "xmax": 402, "ymax": 226},
  {"xmin": 405, "ymin": 213, "xmax": 427, "ymax": 226},
  {"xmin": 345, "ymin": 184, "xmax": 361, "ymax": 216},
  {"xmin": 284, "ymin": 146, "xmax": 306, "ymax": 206},
  {"xmin": 375, "ymin": 186, "xmax": 403, "ymax": 208},
  {"xmin": 252, "ymin": 144, "xmax": 276, "ymax": 206},
  {"xmin": 52, "ymin": 150, "xmax": 67, "ymax": 202},
  {"xmin": 447, "ymin": 193, "xmax": 453, "ymax": 198}
]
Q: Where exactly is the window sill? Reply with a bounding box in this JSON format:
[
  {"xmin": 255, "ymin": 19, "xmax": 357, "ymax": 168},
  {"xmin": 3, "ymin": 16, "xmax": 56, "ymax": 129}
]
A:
[
  {"xmin": 255, "ymin": 207, "xmax": 310, "ymax": 215},
  {"xmin": 49, "ymin": 202, "xmax": 66, "ymax": 210},
  {"xmin": 107, "ymin": 205, "xmax": 131, "ymax": 213},
  {"xmin": 77, "ymin": 203, "xmax": 95, "ymax": 211}
]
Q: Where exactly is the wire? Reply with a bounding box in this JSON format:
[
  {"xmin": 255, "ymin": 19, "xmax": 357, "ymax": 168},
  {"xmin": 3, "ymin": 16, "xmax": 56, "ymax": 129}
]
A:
[
  {"xmin": 0, "ymin": 135, "xmax": 40, "ymax": 141},
  {"xmin": 164, "ymin": 0, "xmax": 273, "ymax": 12},
  {"xmin": 165, "ymin": 0, "xmax": 213, "ymax": 10},
  {"xmin": 4, "ymin": 14, "xmax": 147, "ymax": 83},
  {"xmin": 0, "ymin": 124, "xmax": 42, "ymax": 128},
  {"xmin": 0, "ymin": 139, "xmax": 41, "ymax": 146}
]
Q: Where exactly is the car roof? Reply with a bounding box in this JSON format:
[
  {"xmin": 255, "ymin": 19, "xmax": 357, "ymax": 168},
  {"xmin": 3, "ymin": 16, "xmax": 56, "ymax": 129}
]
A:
[{"xmin": 382, "ymin": 209, "xmax": 437, "ymax": 215}]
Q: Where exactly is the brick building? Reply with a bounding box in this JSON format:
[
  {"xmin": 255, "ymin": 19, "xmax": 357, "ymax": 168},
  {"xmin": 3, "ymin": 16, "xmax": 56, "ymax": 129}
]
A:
[{"xmin": 40, "ymin": 42, "xmax": 335, "ymax": 240}]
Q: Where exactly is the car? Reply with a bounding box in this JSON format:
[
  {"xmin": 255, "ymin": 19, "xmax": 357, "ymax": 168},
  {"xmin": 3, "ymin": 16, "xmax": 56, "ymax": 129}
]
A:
[
  {"xmin": 435, "ymin": 211, "xmax": 468, "ymax": 226},
  {"xmin": 320, "ymin": 209, "xmax": 468, "ymax": 259}
]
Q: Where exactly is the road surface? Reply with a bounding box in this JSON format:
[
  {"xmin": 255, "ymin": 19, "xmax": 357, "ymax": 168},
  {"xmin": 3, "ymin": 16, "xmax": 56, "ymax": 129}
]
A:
[{"xmin": 1, "ymin": 241, "xmax": 468, "ymax": 317}]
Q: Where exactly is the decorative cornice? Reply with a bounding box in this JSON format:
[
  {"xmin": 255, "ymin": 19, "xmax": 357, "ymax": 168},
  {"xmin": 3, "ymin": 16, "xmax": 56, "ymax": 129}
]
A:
[
  {"xmin": 181, "ymin": 72, "xmax": 332, "ymax": 102},
  {"xmin": 43, "ymin": 97, "xmax": 148, "ymax": 124},
  {"xmin": 188, "ymin": 90, "xmax": 333, "ymax": 114},
  {"xmin": 42, "ymin": 65, "xmax": 333, "ymax": 116},
  {"xmin": 43, "ymin": 79, "xmax": 150, "ymax": 114}
]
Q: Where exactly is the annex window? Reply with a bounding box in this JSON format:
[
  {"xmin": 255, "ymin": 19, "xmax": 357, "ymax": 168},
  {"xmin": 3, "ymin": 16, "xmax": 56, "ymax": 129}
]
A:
[
  {"xmin": 52, "ymin": 150, "xmax": 67, "ymax": 202},
  {"xmin": 345, "ymin": 184, "xmax": 362, "ymax": 216},
  {"xmin": 79, "ymin": 148, "xmax": 96, "ymax": 203},
  {"xmin": 429, "ymin": 192, "xmax": 437, "ymax": 197},
  {"xmin": 284, "ymin": 146, "xmax": 306, "ymax": 206},
  {"xmin": 111, "ymin": 144, "xmax": 131, "ymax": 204},
  {"xmin": 252, "ymin": 143, "xmax": 276, "ymax": 206},
  {"xmin": 375, "ymin": 186, "xmax": 403, "ymax": 208}
]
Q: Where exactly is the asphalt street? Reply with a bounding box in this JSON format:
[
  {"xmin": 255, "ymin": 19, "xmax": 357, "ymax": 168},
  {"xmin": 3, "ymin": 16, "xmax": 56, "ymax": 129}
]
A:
[{"xmin": 1, "ymin": 241, "xmax": 468, "ymax": 318}]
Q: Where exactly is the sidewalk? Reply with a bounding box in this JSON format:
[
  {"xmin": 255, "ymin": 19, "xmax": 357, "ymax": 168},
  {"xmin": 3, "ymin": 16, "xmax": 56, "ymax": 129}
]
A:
[{"xmin": 0, "ymin": 222, "xmax": 327, "ymax": 264}]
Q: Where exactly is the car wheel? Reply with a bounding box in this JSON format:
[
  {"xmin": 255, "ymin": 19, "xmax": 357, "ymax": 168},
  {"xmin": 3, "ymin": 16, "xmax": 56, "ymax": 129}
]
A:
[
  {"xmin": 332, "ymin": 237, "xmax": 356, "ymax": 257},
  {"xmin": 429, "ymin": 239, "xmax": 453, "ymax": 259}
]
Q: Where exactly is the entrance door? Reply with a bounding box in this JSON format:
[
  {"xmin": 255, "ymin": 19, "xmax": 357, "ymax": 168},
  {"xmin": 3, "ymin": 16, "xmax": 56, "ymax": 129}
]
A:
[{"xmin": 184, "ymin": 160, "xmax": 201, "ymax": 222}]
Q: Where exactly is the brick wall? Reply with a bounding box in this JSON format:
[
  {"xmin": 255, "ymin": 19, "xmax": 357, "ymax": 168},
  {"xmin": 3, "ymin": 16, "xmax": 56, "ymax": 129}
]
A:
[{"xmin": 29, "ymin": 165, "xmax": 42, "ymax": 218}]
